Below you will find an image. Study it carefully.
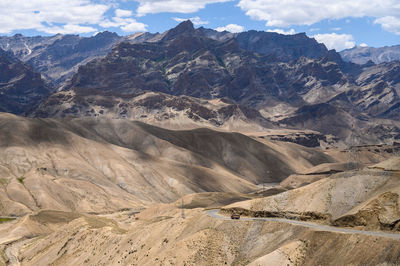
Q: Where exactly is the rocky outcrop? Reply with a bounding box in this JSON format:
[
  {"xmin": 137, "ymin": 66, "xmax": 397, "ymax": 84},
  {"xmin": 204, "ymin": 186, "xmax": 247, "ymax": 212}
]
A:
[
  {"xmin": 221, "ymin": 207, "xmax": 331, "ymax": 222},
  {"xmin": 268, "ymin": 132, "xmax": 330, "ymax": 147},
  {"xmin": 334, "ymin": 192, "xmax": 400, "ymax": 231}
]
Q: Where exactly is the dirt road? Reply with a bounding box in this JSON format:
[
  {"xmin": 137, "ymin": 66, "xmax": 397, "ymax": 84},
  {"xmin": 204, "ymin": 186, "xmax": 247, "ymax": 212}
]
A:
[{"xmin": 206, "ymin": 209, "xmax": 400, "ymax": 240}]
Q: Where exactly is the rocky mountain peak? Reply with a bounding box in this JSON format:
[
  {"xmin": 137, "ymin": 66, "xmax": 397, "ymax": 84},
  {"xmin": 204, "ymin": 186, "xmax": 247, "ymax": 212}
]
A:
[
  {"xmin": 163, "ymin": 20, "xmax": 195, "ymax": 41},
  {"xmin": 94, "ymin": 31, "xmax": 119, "ymax": 39},
  {"xmin": 12, "ymin": 33, "xmax": 23, "ymax": 38}
]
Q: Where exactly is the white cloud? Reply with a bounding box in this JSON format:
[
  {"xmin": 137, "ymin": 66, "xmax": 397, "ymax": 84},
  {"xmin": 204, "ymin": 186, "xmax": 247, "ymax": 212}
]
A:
[
  {"xmin": 121, "ymin": 21, "xmax": 148, "ymax": 32},
  {"xmin": 135, "ymin": 0, "xmax": 232, "ymax": 16},
  {"xmin": 331, "ymin": 27, "xmax": 341, "ymax": 31},
  {"xmin": 374, "ymin": 16, "xmax": 400, "ymax": 35},
  {"xmin": 237, "ymin": 0, "xmax": 400, "ymax": 35},
  {"xmin": 0, "ymin": 0, "xmax": 109, "ymax": 34},
  {"xmin": 173, "ymin": 16, "xmax": 209, "ymax": 25},
  {"xmin": 313, "ymin": 33, "xmax": 356, "ymax": 51},
  {"xmin": 39, "ymin": 24, "xmax": 98, "ymax": 34},
  {"xmin": 115, "ymin": 9, "xmax": 133, "ymax": 18},
  {"xmin": 216, "ymin": 24, "xmax": 245, "ymax": 33},
  {"xmin": 99, "ymin": 16, "xmax": 147, "ymax": 32},
  {"xmin": 0, "ymin": 1, "xmax": 147, "ymax": 34},
  {"xmin": 359, "ymin": 43, "xmax": 368, "ymax": 47},
  {"xmin": 267, "ymin": 28, "xmax": 295, "ymax": 35}
]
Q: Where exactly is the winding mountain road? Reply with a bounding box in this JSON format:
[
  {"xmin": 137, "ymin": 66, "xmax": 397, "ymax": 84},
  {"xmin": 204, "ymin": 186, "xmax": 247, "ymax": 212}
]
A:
[{"xmin": 206, "ymin": 209, "xmax": 400, "ymax": 240}]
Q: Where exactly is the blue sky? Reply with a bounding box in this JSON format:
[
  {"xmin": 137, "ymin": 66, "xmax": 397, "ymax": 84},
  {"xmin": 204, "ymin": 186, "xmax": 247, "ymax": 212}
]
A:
[{"xmin": 1, "ymin": 0, "xmax": 400, "ymax": 51}]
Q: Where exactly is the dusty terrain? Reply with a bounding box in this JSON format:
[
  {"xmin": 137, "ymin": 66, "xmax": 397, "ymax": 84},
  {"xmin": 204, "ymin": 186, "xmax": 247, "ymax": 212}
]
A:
[
  {"xmin": 1, "ymin": 198, "xmax": 400, "ymax": 266},
  {"xmin": 0, "ymin": 112, "xmax": 345, "ymax": 217},
  {"xmin": 0, "ymin": 113, "xmax": 399, "ymax": 265}
]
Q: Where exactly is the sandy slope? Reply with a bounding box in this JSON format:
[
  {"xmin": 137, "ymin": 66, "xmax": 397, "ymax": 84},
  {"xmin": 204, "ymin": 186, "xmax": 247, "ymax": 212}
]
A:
[{"xmin": 0, "ymin": 113, "xmax": 339, "ymax": 216}]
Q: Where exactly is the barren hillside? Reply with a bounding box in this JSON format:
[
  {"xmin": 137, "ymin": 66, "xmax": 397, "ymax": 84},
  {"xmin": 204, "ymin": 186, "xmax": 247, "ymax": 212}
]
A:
[{"xmin": 0, "ymin": 113, "xmax": 337, "ymax": 216}]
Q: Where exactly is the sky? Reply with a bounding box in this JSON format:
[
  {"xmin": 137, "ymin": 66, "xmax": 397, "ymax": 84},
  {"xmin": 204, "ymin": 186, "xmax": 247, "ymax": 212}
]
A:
[{"xmin": 0, "ymin": 0, "xmax": 400, "ymax": 51}]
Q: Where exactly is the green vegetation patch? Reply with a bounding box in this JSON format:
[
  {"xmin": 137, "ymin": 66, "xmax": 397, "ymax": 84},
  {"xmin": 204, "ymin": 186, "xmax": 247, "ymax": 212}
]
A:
[
  {"xmin": 30, "ymin": 210, "xmax": 81, "ymax": 224},
  {"xmin": 0, "ymin": 217, "xmax": 15, "ymax": 223},
  {"xmin": 17, "ymin": 177, "xmax": 25, "ymax": 184}
]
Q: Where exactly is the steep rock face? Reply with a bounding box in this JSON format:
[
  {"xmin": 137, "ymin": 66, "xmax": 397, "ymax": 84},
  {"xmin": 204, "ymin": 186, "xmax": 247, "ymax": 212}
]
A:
[
  {"xmin": 341, "ymin": 45, "xmax": 400, "ymax": 64},
  {"xmin": 0, "ymin": 48, "xmax": 51, "ymax": 114}
]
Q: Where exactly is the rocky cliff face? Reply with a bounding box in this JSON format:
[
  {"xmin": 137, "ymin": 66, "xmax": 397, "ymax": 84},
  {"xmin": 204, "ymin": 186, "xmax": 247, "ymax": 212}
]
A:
[
  {"xmin": 340, "ymin": 45, "xmax": 400, "ymax": 65},
  {"xmin": 0, "ymin": 48, "xmax": 51, "ymax": 114}
]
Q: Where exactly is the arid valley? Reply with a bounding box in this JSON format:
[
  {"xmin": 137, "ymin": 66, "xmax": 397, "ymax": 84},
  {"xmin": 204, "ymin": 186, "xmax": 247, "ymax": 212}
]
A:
[{"xmin": 0, "ymin": 6, "xmax": 400, "ymax": 265}]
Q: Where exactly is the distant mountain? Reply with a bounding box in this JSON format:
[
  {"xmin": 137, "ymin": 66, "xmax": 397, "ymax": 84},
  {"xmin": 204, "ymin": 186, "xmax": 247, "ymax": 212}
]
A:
[
  {"xmin": 340, "ymin": 45, "xmax": 400, "ymax": 65},
  {"xmin": 0, "ymin": 22, "xmax": 333, "ymax": 86},
  {"xmin": 0, "ymin": 48, "xmax": 51, "ymax": 114},
  {"xmin": 0, "ymin": 32, "xmax": 123, "ymax": 84}
]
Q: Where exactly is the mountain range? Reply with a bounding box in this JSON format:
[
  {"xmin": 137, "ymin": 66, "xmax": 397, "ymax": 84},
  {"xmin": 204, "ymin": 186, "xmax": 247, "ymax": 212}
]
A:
[
  {"xmin": 1, "ymin": 20, "xmax": 400, "ymax": 145},
  {"xmin": 341, "ymin": 45, "xmax": 400, "ymax": 65},
  {"xmin": 0, "ymin": 31, "xmax": 123, "ymax": 84}
]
